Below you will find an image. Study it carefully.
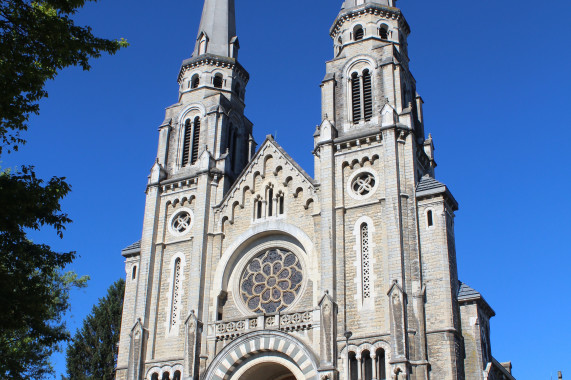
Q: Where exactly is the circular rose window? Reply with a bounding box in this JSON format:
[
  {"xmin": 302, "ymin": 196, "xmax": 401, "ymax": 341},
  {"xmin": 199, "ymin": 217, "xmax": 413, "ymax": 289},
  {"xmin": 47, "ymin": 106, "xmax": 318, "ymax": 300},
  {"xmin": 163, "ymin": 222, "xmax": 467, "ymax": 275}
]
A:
[
  {"xmin": 240, "ymin": 249, "xmax": 303, "ymax": 314},
  {"xmin": 352, "ymin": 172, "xmax": 376, "ymax": 195},
  {"xmin": 169, "ymin": 210, "xmax": 192, "ymax": 236}
]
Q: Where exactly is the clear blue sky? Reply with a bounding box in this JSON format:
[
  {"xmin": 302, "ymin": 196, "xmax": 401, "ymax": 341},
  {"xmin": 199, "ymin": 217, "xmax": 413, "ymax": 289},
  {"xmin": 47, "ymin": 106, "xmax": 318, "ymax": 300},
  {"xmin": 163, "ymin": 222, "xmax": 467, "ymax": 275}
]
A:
[{"xmin": 3, "ymin": 0, "xmax": 570, "ymax": 378}]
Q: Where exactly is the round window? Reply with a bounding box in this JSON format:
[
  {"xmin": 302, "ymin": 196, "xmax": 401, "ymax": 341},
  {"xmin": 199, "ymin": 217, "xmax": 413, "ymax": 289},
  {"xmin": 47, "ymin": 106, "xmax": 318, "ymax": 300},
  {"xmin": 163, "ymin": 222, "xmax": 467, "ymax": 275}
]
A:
[
  {"xmin": 169, "ymin": 209, "xmax": 193, "ymax": 236},
  {"xmin": 240, "ymin": 249, "xmax": 303, "ymax": 314},
  {"xmin": 351, "ymin": 172, "xmax": 376, "ymax": 197}
]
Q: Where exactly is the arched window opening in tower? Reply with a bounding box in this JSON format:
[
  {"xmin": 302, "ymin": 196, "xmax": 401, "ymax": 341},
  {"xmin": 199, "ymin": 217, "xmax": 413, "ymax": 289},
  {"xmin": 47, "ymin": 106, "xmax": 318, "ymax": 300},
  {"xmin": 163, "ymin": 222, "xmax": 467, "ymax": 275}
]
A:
[
  {"xmin": 191, "ymin": 74, "xmax": 200, "ymax": 89},
  {"xmin": 234, "ymin": 81, "xmax": 241, "ymax": 96},
  {"xmin": 427, "ymin": 210, "xmax": 434, "ymax": 227},
  {"xmin": 379, "ymin": 24, "xmax": 389, "ymax": 40},
  {"xmin": 363, "ymin": 69, "xmax": 373, "ymax": 121},
  {"xmin": 173, "ymin": 371, "xmax": 181, "ymax": 380},
  {"xmin": 231, "ymin": 126, "xmax": 239, "ymax": 172},
  {"xmin": 170, "ymin": 258, "xmax": 181, "ymax": 329},
  {"xmin": 267, "ymin": 187, "xmax": 274, "ymax": 217},
  {"xmin": 151, "ymin": 373, "xmax": 159, "ymax": 380},
  {"xmin": 362, "ymin": 350, "xmax": 373, "ymax": 380},
  {"xmin": 278, "ymin": 192, "xmax": 285, "ymax": 215},
  {"xmin": 256, "ymin": 199, "xmax": 263, "ymax": 220},
  {"xmin": 349, "ymin": 351, "xmax": 358, "ymax": 380},
  {"xmin": 351, "ymin": 72, "xmax": 362, "ymax": 124},
  {"xmin": 132, "ymin": 265, "xmax": 137, "ymax": 280},
  {"xmin": 213, "ymin": 74, "xmax": 223, "ymax": 88},
  {"xmin": 354, "ymin": 25, "xmax": 364, "ymax": 41},
  {"xmin": 376, "ymin": 348, "xmax": 387, "ymax": 380},
  {"xmin": 361, "ymin": 223, "xmax": 371, "ymax": 299},
  {"xmin": 182, "ymin": 119, "xmax": 192, "ymax": 166},
  {"xmin": 162, "ymin": 372, "xmax": 170, "ymax": 380},
  {"xmin": 191, "ymin": 117, "xmax": 201, "ymax": 165}
]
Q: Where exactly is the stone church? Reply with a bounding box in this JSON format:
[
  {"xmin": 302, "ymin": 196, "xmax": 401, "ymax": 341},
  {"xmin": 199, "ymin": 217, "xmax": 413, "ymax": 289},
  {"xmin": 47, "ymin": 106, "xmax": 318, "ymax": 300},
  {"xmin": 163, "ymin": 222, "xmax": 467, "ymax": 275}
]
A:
[{"xmin": 115, "ymin": 0, "xmax": 516, "ymax": 379}]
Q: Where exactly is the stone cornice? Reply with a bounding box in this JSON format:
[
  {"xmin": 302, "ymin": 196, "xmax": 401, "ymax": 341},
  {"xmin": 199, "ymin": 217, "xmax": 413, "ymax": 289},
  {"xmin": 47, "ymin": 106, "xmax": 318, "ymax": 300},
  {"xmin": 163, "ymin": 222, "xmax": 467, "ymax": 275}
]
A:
[
  {"xmin": 177, "ymin": 53, "xmax": 250, "ymax": 84},
  {"xmin": 330, "ymin": 4, "xmax": 410, "ymax": 37}
]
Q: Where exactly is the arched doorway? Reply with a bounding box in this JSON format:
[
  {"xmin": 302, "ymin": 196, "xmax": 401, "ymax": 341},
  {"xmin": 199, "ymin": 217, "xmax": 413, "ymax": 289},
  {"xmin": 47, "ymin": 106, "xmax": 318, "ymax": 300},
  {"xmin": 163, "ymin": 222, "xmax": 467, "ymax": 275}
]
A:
[
  {"xmin": 229, "ymin": 355, "xmax": 304, "ymax": 380},
  {"xmin": 237, "ymin": 361, "xmax": 295, "ymax": 380}
]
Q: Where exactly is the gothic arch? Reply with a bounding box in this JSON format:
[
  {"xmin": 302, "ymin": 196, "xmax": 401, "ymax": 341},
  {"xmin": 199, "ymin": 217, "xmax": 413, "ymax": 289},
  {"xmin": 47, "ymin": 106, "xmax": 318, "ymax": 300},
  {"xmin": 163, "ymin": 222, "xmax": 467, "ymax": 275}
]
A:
[
  {"xmin": 203, "ymin": 330, "xmax": 319, "ymax": 380},
  {"xmin": 210, "ymin": 222, "xmax": 316, "ymax": 310}
]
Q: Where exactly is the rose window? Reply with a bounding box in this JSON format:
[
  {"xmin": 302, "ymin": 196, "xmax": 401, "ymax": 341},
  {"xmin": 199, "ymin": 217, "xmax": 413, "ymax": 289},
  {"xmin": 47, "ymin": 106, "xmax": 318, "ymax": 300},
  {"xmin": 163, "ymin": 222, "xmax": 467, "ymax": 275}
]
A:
[
  {"xmin": 172, "ymin": 211, "xmax": 191, "ymax": 234},
  {"xmin": 240, "ymin": 249, "xmax": 303, "ymax": 314},
  {"xmin": 352, "ymin": 172, "xmax": 376, "ymax": 196}
]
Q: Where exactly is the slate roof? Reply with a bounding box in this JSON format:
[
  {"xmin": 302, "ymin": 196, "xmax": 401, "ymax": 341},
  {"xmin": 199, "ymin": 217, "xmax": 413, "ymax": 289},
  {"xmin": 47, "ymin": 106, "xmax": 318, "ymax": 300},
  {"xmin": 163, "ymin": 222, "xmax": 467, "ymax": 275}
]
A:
[
  {"xmin": 458, "ymin": 281, "xmax": 481, "ymax": 301},
  {"xmin": 122, "ymin": 240, "xmax": 141, "ymax": 257},
  {"xmin": 458, "ymin": 281, "xmax": 495, "ymax": 317},
  {"xmin": 416, "ymin": 175, "xmax": 458, "ymax": 210},
  {"xmin": 416, "ymin": 175, "xmax": 446, "ymax": 193}
]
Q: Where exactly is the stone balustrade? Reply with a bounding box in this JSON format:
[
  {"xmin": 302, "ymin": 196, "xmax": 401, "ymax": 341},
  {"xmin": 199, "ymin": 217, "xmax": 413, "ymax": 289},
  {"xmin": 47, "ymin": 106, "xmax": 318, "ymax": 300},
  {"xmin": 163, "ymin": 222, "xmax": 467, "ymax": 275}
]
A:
[{"xmin": 211, "ymin": 310, "xmax": 315, "ymax": 342}]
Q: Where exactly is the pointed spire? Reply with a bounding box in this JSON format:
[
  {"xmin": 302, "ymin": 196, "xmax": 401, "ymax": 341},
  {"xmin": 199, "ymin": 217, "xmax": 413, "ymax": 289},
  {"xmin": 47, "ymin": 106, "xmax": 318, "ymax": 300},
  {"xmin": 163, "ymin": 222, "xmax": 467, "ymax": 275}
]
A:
[
  {"xmin": 342, "ymin": 0, "xmax": 396, "ymax": 9},
  {"xmin": 193, "ymin": 0, "xmax": 238, "ymax": 58}
]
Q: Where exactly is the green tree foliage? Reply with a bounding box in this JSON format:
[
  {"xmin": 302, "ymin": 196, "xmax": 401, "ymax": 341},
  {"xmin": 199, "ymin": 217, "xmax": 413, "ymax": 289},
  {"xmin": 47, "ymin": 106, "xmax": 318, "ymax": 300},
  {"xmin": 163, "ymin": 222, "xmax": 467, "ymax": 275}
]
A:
[
  {"xmin": 0, "ymin": 166, "xmax": 88, "ymax": 379},
  {"xmin": 0, "ymin": 0, "xmax": 127, "ymax": 378},
  {"xmin": 65, "ymin": 279, "xmax": 125, "ymax": 380},
  {"xmin": 0, "ymin": 0, "xmax": 127, "ymax": 153}
]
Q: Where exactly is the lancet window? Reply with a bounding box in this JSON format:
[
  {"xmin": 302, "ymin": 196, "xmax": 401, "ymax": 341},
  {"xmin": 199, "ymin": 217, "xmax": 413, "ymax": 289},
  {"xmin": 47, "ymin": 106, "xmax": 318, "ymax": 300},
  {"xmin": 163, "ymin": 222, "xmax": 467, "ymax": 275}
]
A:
[
  {"xmin": 350, "ymin": 69, "xmax": 373, "ymax": 124},
  {"xmin": 361, "ymin": 223, "xmax": 371, "ymax": 299},
  {"xmin": 169, "ymin": 258, "xmax": 182, "ymax": 329}
]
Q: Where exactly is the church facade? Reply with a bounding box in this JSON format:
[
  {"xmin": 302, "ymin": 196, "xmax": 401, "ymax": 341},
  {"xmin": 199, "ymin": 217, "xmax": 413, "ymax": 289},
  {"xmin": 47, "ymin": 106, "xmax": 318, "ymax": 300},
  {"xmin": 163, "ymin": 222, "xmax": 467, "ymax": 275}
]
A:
[{"xmin": 115, "ymin": 1, "xmax": 516, "ymax": 379}]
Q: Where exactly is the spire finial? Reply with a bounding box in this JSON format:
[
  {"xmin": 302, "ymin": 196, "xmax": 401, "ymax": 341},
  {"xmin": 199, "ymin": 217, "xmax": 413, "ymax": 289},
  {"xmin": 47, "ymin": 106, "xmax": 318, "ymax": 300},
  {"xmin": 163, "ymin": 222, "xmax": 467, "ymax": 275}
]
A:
[{"xmin": 193, "ymin": 0, "xmax": 238, "ymax": 58}]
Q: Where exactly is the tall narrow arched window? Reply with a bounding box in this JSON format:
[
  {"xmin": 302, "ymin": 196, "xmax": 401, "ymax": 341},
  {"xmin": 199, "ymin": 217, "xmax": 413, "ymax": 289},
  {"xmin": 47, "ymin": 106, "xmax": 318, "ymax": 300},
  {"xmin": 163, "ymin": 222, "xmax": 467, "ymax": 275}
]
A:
[
  {"xmin": 162, "ymin": 373, "xmax": 170, "ymax": 380},
  {"xmin": 349, "ymin": 352, "xmax": 358, "ymax": 380},
  {"xmin": 361, "ymin": 223, "xmax": 371, "ymax": 299},
  {"xmin": 362, "ymin": 350, "xmax": 373, "ymax": 380},
  {"xmin": 173, "ymin": 371, "xmax": 181, "ymax": 380},
  {"xmin": 182, "ymin": 119, "xmax": 192, "ymax": 166},
  {"xmin": 363, "ymin": 69, "xmax": 373, "ymax": 122},
  {"xmin": 191, "ymin": 74, "xmax": 200, "ymax": 89},
  {"xmin": 267, "ymin": 187, "xmax": 274, "ymax": 217},
  {"xmin": 376, "ymin": 348, "xmax": 387, "ymax": 380},
  {"xmin": 256, "ymin": 198, "xmax": 263, "ymax": 220},
  {"xmin": 278, "ymin": 192, "xmax": 285, "ymax": 215},
  {"xmin": 379, "ymin": 24, "xmax": 389, "ymax": 40},
  {"xmin": 213, "ymin": 74, "xmax": 223, "ymax": 88},
  {"xmin": 354, "ymin": 25, "xmax": 364, "ymax": 41},
  {"xmin": 427, "ymin": 210, "xmax": 434, "ymax": 227},
  {"xmin": 151, "ymin": 374, "xmax": 159, "ymax": 380},
  {"xmin": 351, "ymin": 72, "xmax": 362, "ymax": 124},
  {"xmin": 234, "ymin": 82, "xmax": 241, "ymax": 96},
  {"xmin": 132, "ymin": 265, "xmax": 137, "ymax": 280},
  {"xmin": 191, "ymin": 117, "xmax": 201, "ymax": 165},
  {"xmin": 170, "ymin": 258, "xmax": 182, "ymax": 329}
]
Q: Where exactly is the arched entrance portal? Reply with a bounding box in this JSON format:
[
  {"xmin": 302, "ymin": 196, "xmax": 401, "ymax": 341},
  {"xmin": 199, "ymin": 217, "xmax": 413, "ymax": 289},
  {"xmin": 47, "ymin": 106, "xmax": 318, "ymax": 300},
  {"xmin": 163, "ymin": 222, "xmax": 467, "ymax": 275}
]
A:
[
  {"xmin": 230, "ymin": 356, "xmax": 302, "ymax": 380},
  {"xmin": 204, "ymin": 331, "xmax": 319, "ymax": 380}
]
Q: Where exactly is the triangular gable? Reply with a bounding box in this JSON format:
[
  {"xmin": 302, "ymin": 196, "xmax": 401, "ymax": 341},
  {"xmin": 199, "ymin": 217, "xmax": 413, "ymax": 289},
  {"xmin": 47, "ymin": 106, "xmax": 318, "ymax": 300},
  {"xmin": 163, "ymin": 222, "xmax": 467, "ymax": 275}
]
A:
[{"xmin": 216, "ymin": 135, "xmax": 317, "ymax": 216}]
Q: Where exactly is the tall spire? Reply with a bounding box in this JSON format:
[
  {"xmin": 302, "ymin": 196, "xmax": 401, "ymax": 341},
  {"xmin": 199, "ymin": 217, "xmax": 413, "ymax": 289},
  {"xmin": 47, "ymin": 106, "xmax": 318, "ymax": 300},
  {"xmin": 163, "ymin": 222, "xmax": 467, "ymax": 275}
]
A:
[
  {"xmin": 193, "ymin": 0, "xmax": 238, "ymax": 58},
  {"xmin": 342, "ymin": 0, "xmax": 396, "ymax": 9}
]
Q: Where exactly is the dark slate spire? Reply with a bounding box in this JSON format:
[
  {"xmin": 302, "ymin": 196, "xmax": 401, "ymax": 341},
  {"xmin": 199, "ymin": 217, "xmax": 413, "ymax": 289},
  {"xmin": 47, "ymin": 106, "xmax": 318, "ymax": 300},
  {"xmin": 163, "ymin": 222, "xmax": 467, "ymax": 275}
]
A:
[{"xmin": 193, "ymin": 0, "xmax": 238, "ymax": 58}]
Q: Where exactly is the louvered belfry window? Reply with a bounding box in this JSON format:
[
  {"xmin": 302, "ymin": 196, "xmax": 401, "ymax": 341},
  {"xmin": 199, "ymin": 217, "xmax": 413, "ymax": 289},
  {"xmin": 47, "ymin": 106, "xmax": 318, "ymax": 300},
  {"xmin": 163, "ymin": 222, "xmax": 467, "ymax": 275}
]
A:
[
  {"xmin": 182, "ymin": 119, "xmax": 192, "ymax": 166},
  {"xmin": 363, "ymin": 69, "xmax": 373, "ymax": 121},
  {"xmin": 351, "ymin": 69, "xmax": 374, "ymax": 124},
  {"xmin": 191, "ymin": 117, "xmax": 201, "ymax": 165},
  {"xmin": 351, "ymin": 72, "xmax": 362, "ymax": 123}
]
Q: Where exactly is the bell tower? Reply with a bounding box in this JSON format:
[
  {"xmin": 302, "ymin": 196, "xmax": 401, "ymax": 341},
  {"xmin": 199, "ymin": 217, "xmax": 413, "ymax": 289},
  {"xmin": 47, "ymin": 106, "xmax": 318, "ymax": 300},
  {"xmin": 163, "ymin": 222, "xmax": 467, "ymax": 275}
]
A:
[{"xmin": 155, "ymin": 0, "xmax": 254, "ymax": 192}]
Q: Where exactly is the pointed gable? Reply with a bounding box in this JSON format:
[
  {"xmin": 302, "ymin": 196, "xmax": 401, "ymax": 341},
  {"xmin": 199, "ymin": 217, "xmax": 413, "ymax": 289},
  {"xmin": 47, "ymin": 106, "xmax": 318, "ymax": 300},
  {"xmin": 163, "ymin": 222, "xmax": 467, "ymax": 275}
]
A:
[{"xmin": 215, "ymin": 136, "xmax": 317, "ymax": 226}]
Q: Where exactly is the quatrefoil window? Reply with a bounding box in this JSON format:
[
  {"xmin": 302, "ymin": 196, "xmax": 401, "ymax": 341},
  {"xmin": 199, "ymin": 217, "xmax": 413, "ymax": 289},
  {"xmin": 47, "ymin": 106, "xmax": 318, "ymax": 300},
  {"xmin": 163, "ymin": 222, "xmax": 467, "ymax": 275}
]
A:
[
  {"xmin": 240, "ymin": 249, "xmax": 303, "ymax": 314},
  {"xmin": 169, "ymin": 210, "xmax": 193, "ymax": 236},
  {"xmin": 352, "ymin": 172, "xmax": 376, "ymax": 196}
]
